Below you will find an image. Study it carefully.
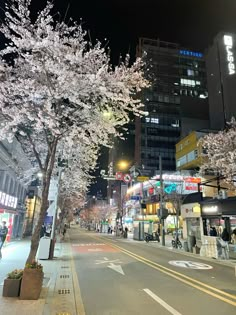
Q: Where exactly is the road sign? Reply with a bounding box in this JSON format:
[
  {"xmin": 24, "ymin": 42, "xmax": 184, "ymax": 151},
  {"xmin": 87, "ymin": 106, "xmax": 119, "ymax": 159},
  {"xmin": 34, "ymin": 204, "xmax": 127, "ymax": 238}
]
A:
[
  {"xmin": 116, "ymin": 172, "xmax": 123, "ymax": 180},
  {"xmin": 123, "ymin": 174, "xmax": 132, "ymax": 183},
  {"xmin": 168, "ymin": 260, "xmax": 212, "ymax": 270},
  {"xmin": 137, "ymin": 176, "xmax": 149, "ymax": 182}
]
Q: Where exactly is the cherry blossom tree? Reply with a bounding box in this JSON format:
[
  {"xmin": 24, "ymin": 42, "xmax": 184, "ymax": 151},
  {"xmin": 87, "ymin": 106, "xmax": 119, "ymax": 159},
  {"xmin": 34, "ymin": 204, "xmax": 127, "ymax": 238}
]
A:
[
  {"xmin": 199, "ymin": 118, "xmax": 236, "ymax": 186},
  {"xmin": 0, "ymin": 0, "xmax": 149, "ymax": 262}
]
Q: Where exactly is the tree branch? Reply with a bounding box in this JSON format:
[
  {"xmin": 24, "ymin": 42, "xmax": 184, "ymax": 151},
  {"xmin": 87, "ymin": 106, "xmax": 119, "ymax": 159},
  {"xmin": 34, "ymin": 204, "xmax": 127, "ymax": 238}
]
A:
[{"xmin": 27, "ymin": 133, "xmax": 43, "ymax": 170}]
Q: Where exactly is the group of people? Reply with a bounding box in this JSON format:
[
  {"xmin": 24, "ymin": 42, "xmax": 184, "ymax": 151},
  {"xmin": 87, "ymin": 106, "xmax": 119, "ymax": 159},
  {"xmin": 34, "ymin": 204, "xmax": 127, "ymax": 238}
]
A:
[
  {"xmin": 209, "ymin": 226, "xmax": 236, "ymax": 243},
  {"xmin": 0, "ymin": 221, "xmax": 8, "ymax": 259}
]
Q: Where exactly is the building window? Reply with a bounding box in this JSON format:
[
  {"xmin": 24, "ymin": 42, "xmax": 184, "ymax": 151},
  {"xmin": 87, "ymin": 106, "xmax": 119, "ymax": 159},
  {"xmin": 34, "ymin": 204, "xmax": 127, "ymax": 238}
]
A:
[
  {"xmin": 181, "ymin": 78, "xmax": 196, "ymax": 86},
  {"xmin": 146, "ymin": 117, "xmax": 159, "ymax": 124},
  {"xmin": 187, "ymin": 69, "xmax": 194, "ymax": 76},
  {"xmin": 187, "ymin": 151, "xmax": 195, "ymax": 163}
]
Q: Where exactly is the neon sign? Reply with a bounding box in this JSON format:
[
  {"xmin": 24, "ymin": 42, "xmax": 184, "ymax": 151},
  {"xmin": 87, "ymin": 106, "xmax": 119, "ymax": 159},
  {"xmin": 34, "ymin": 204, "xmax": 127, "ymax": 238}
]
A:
[
  {"xmin": 179, "ymin": 50, "xmax": 203, "ymax": 58},
  {"xmin": 164, "ymin": 183, "xmax": 177, "ymax": 194},
  {"xmin": 224, "ymin": 35, "xmax": 235, "ymax": 75}
]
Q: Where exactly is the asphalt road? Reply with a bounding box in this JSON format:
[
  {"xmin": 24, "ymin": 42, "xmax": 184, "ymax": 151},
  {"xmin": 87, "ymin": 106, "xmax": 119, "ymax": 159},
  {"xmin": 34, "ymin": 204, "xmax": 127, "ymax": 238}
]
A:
[{"xmin": 69, "ymin": 227, "xmax": 236, "ymax": 315}]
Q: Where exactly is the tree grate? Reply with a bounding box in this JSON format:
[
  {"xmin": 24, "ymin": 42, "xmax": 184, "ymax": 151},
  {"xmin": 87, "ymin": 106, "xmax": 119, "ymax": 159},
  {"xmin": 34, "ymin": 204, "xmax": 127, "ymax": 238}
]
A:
[
  {"xmin": 58, "ymin": 289, "xmax": 71, "ymax": 294},
  {"xmin": 60, "ymin": 275, "xmax": 70, "ymax": 279}
]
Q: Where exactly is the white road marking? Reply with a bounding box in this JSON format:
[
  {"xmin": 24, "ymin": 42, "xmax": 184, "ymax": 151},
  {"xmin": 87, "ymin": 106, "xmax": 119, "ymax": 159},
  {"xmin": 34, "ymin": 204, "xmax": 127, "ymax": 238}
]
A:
[
  {"xmin": 169, "ymin": 260, "xmax": 212, "ymax": 270},
  {"xmin": 143, "ymin": 289, "xmax": 182, "ymax": 315},
  {"xmin": 88, "ymin": 248, "xmax": 103, "ymax": 252},
  {"xmin": 95, "ymin": 257, "xmax": 122, "ymax": 265},
  {"xmin": 72, "ymin": 243, "xmax": 105, "ymax": 246},
  {"xmin": 108, "ymin": 263, "xmax": 125, "ymax": 275}
]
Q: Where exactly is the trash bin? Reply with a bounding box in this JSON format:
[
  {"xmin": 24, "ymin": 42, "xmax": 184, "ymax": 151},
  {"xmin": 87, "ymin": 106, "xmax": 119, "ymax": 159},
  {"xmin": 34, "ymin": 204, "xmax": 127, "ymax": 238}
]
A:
[
  {"xmin": 183, "ymin": 241, "xmax": 189, "ymax": 252},
  {"xmin": 37, "ymin": 236, "xmax": 51, "ymax": 260}
]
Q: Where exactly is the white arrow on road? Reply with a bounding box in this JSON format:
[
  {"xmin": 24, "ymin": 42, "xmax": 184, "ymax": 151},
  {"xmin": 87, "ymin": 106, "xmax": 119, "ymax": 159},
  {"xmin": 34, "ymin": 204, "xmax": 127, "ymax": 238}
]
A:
[{"xmin": 108, "ymin": 263, "xmax": 125, "ymax": 275}]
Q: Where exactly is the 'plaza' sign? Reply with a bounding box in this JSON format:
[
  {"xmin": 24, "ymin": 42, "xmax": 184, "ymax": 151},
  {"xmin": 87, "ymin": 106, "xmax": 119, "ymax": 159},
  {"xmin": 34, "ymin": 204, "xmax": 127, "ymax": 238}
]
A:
[{"xmin": 224, "ymin": 35, "xmax": 235, "ymax": 75}]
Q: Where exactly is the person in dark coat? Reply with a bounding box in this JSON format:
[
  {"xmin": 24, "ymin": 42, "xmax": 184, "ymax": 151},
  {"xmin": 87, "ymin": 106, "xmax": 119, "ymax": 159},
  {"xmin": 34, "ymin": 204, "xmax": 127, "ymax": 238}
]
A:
[
  {"xmin": 40, "ymin": 224, "xmax": 46, "ymax": 238},
  {"xmin": 221, "ymin": 228, "xmax": 230, "ymax": 242},
  {"xmin": 0, "ymin": 221, "xmax": 8, "ymax": 259},
  {"xmin": 210, "ymin": 227, "xmax": 217, "ymax": 236}
]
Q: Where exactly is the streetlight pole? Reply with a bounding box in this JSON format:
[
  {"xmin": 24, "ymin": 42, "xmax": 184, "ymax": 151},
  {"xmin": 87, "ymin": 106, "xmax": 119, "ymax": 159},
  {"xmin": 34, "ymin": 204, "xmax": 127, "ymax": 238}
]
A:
[{"xmin": 159, "ymin": 155, "xmax": 165, "ymax": 246}]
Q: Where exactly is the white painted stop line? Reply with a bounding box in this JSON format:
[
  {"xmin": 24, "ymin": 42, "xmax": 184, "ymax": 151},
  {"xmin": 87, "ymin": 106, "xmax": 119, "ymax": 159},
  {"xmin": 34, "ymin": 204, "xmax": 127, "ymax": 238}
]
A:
[
  {"xmin": 168, "ymin": 260, "xmax": 213, "ymax": 270},
  {"xmin": 143, "ymin": 289, "xmax": 182, "ymax": 315}
]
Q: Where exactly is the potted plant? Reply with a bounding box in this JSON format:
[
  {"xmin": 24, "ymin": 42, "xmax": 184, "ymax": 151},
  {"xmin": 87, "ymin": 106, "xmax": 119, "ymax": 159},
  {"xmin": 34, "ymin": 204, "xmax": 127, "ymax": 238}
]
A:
[
  {"xmin": 2, "ymin": 269, "xmax": 23, "ymax": 297},
  {"xmin": 20, "ymin": 260, "xmax": 44, "ymax": 300}
]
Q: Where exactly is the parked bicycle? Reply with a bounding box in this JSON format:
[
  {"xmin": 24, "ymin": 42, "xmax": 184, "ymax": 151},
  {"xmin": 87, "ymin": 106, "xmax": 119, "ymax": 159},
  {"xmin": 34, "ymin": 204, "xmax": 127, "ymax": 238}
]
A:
[{"xmin": 171, "ymin": 237, "xmax": 182, "ymax": 249}]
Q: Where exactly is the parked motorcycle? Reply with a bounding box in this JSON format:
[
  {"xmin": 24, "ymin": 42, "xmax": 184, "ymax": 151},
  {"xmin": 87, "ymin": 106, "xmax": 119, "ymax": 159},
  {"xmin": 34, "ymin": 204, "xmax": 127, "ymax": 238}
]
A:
[{"xmin": 144, "ymin": 232, "xmax": 160, "ymax": 243}]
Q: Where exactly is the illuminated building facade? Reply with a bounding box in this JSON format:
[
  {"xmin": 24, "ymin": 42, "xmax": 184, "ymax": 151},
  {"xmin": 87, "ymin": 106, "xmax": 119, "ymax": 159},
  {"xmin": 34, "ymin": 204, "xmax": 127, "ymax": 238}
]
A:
[
  {"xmin": 206, "ymin": 32, "xmax": 236, "ymax": 129},
  {"xmin": 135, "ymin": 38, "xmax": 208, "ymax": 175}
]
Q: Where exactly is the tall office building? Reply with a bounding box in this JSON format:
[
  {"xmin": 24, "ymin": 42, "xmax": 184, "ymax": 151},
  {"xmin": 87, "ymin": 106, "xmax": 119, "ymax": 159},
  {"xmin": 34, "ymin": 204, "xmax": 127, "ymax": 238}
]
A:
[
  {"xmin": 206, "ymin": 32, "xmax": 236, "ymax": 130},
  {"xmin": 134, "ymin": 38, "xmax": 208, "ymax": 175}
]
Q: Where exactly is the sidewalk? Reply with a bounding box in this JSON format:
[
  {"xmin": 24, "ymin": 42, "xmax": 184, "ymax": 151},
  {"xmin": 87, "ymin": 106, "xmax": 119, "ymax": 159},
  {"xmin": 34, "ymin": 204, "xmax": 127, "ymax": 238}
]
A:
[
  {"xmin": 0, "ymin": 235, "xmax": 81, "ymax": 315},
  {"xmin": 1, "ymin": 230, "xmax": 235, "ymax": 315}
]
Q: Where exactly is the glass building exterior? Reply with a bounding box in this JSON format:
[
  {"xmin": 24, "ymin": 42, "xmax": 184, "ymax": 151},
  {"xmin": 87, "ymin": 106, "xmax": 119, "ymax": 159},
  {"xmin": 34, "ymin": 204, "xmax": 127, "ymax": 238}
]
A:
[{"xmin": 134, "ymin": 38, "xmax": 208, "ymax": 174}]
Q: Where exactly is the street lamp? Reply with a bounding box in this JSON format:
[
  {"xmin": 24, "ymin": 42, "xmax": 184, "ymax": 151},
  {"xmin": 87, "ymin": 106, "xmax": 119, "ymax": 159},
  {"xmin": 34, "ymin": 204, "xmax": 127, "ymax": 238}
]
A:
[
  {"xmin": 117, "ymin": 160, "xmax": 129, "ymax": 171},
  {"xmin": 115, "ymin": 159, "xmax": 130, "ymax": 235}
]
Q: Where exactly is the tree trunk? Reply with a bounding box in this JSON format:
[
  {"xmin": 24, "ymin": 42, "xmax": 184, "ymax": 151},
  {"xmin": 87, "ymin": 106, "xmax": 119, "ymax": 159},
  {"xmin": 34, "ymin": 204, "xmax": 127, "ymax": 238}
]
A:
[{"xmin": 26, "ymin": 139, "xmax": 58, "ymax": 264}]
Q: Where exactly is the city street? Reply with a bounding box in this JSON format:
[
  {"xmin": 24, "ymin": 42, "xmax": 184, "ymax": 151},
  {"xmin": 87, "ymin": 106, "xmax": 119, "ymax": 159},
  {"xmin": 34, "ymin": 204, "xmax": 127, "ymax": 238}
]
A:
[{"xmin": 70, "ymin": 227, "xmax": 236, "ymax": 315}]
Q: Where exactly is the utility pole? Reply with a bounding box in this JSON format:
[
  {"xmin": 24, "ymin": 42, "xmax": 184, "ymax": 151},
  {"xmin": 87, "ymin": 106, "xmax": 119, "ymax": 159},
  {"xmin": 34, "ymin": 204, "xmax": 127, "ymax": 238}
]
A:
[{"xmin": 159, "ymin": 155, "xmax": 165, "ymax": 246}]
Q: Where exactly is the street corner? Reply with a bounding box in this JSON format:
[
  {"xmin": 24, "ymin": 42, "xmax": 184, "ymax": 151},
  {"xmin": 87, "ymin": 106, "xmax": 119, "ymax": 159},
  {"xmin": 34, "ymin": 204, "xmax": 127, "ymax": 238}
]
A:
[{"xmin": 71, "ymin": 242, "xmax": 119, "ymax": 253}]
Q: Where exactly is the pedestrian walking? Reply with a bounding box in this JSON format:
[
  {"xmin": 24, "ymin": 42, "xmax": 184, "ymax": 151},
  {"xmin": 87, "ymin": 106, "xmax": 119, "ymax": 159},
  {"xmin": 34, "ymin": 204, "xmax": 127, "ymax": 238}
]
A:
[
  {"xmin": 61, "ymin": 224, "xmax": 67, "ymax": 241},
  {"xmin": 231, "ymin": 229, "xmax": 236, "ymax": 252},
  {"xmin": 220, "ymin": 228, "xmax": 230, "ymax": 259},
  {"xmin": 124, "ymin": 226, "xmax": 128, "ymax": 239},
  {"xmin": 0, "ymin": 221, "xmax": 8, "ymax": 259}
]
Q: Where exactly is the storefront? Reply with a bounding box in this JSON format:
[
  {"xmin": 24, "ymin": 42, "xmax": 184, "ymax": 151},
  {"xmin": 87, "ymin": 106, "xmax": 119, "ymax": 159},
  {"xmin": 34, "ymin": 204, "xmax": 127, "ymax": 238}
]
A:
[
  {"xmin": 0, "ymin": 192, "xmax": 18, "ymax": 242},
  {"xmin": 201, "ymin": 197, "xmax": 236, "ymax": 236},
  {"xmin": 0, "ymin": 209, "xmax": 18, "ymax": 242}
]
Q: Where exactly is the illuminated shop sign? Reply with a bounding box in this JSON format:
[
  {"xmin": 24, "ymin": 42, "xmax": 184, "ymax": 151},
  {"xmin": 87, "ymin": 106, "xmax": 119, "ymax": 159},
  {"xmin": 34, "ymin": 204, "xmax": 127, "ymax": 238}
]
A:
[
  {"xmin": 202, "ymin": 205, "xmax": 220, "ymax": 215},
  {"xmin": 224, "ymin": 35, "xmax": 235, "ymax": 75},
  {"xmin": 179, "ymin": 50, "xmax": 203, "ymax": 58},
  {"xmin": 164, "ymin": 183, "xmax": 177, "ymax": 194},
  {"xmin": 0, "ymin": 191, "xmax": 17, "ymax": 209}
]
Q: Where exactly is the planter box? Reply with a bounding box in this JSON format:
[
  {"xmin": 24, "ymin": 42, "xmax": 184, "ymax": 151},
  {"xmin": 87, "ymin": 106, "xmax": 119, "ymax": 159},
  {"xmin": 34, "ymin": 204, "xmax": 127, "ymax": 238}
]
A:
[
  {"xmin": 2, "ymin": 278, "xmax": 22, "ymax": 297},
  {"xmin": 20, "ymin": 268, "xmax": 44, "ymax": 300}
]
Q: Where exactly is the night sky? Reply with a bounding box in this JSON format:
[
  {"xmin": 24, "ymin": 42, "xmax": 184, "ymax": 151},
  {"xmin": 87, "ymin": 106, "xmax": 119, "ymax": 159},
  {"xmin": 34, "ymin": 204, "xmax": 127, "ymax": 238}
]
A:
[
  {"xmin": 31, "ymin": 0, "xmax": 236, "ymax": 62},
  {"xmin": 1, "ymin": 0, "xmax": 236, "ymax": 197}
]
